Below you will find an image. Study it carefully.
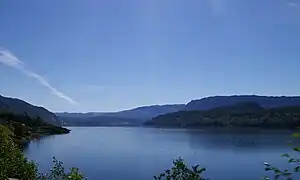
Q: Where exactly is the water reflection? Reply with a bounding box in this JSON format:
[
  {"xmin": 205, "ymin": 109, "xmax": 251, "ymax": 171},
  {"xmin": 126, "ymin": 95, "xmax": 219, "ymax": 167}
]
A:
[
  {"xmin": 24, "ymin": 127, "xmax": 300, "ymax": 180},
  {"xmin": 23, "ymin": 135, "xmax": 58, "ymax": 154},
  {"xmin": 184, "ymin": 128, "xmax": 300, "ymax": 151}
]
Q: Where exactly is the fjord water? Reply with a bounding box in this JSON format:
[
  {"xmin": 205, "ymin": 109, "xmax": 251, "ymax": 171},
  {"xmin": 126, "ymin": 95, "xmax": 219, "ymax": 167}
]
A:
[{"xmin": 24, "ymin": 127, "xmax": 300, "ymax": 180}]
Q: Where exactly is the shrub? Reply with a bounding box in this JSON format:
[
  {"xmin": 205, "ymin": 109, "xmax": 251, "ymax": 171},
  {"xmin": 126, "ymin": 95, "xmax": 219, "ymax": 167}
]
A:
[
  {"xmin": 154, "ymin": 157, "xmax": 207, "ymax": 180},
  {"xmin": 38, "ymin": 157, "xmax": 86, "ymax": 180},
  {"xmin": 263, "ymin": 133, "xmax": 300, "ymax": 180},
  {"xmin": 0, "ymin": 125, "xmax": 38, "ymax": 180}
]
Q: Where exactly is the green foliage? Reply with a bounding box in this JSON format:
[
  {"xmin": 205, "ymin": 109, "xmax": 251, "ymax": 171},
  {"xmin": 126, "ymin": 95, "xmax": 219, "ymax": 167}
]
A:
[
  {"xmin": 0, "ymin": 125, "xmax": 86, "ymax": 180},
  {"xmin": 263, "ymin": 149, "xmax": 300, "ymax": 180},
  {"xmin": 13, "ymin": 122, "xmax": 29, "ymax": 137},
  {"xmin": 0, "ymin": 94, "xmax": 61, "ymax": 125},
  {"xmin": 263, "ymin": 132, "xmax": 300, "ymax": 180},
  {"xmin": 147, "ymin": 103, "xmax": 300, "ymax": 128},
  {"xmin": 0, "ymin": 125, "xmax": 38, "ymax": 180},
  {"xmin": 0, "ymin": 112, "xmax": 70, "ymax": 148},
  {"xmin": 0, "ymin": 112, "xmax": 49, "ymax": 127},
  {"xmin": 154, "ymin": 158, "xmax": 207, "ymax": 180},
  {"xmin": 37, "ymin": 157, "xmax": 86, "ymax": 180}
]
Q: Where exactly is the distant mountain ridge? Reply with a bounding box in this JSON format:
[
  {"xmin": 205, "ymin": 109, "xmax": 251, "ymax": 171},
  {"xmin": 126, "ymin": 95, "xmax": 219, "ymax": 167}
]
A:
[
  {"xmin": 145, "ymin": 102, "xmax": 300, "ymax": 128},
  {"xmin": 57, "ymin": 95, "xmax": 300, "ymax": 126},
  {"xmin": 0, "ymin": 95, "xmax": 60, "ymax": 125},
  {"xmin": 57, "ymin": 104, "xmax": 185, "ymax": 120},
  {"xmin": 2, "ymin": 94, "xmax": 300, "ymax": 127},
  {"xmin": 100, "ymin": 104, "xmax": 186, "ymax": 120},
  {"xmin": 60, "ymin": 116, "xmax": 142, "ymax": 127},
  {"xmin": 58, "ymin": 95, "xmax": 300, "ymax": 120},
  {"xmin": 184, "ymin": 95, "xmax": 300, "ymax": 111}
]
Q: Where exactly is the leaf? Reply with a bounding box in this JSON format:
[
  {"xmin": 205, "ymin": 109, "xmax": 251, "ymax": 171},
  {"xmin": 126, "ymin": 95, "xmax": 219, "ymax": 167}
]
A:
[
  {"xmin": 274, "ymin": 168, "xmax": 281, "ymax": 174},
  {"xmin": 292, "ymin": 133, "xmax": 300, "ymax": 138},
  {"xmin": 288, "ymin": 158, "xmax": 296, "ymax": 163},
  {"xmin": 160, "ymin": 173, "xmax": 165, "ymax": 177},
  {"xmin": 199, "ymin": 168, "xmax": 206, "ymax": 174},
  {"xmin": 293, "ymin": 147, "xmax": 300, "ymax": 152},
  {"xmin": 282, "ymin": 172, "xmax": 292, "ymax": 176},
  {"xmin": 295, "ymin": 166, "xmax": 300, "ymax": 172},
  {"xmin": 264, "ymin": 162, "xmax": 270, "ymax": 167},
  {"xmin": 192, "ymin": 165, "xmax": 199, "ymax": 172},
  {"xmin": 281, "ymin": 153, "xmax": 290, "ymax": 158},
  {"xmin": 265, "ymin": 167, "xmax": 272, "ymax": 171}
]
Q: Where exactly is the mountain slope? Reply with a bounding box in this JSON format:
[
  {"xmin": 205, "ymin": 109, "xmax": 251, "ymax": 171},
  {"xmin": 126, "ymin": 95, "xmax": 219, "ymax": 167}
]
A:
[
  {"xmin": 100, "ymin": 104, "xmax": 185, "ymax": 120},
  {"xmin": 60, "ymin": 115, "xmax": 141, "ymax": 126},
  {"xmin": 185, "ymin": 95, "xmax": 300, "ymax": 111},
  {"xmin": 145, "ymin": 102, "xmax": 300, "ymax": 128},
  {"xmin": 0, "ymin": 95, "xmax": 60, "ymax": 125},
  {"xmin": 0, "ymin": 112, "xmax": 70, "ymax": 148},
  {"xmin": 57, "ymin": 104, "xmax": 185, "ymax": 120}
]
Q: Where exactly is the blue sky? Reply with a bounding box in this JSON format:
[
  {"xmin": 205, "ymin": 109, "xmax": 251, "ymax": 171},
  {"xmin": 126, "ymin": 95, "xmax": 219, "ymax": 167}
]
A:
[{"xmin": 0, "ymin": 0, "xmax": 300, "ymax": 112}]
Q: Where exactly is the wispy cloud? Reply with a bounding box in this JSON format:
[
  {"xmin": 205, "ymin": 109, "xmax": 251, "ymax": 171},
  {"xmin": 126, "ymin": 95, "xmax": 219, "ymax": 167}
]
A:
[
  {"xmin": 208, "ymin": 0, "xmax": 225, "ymax": 17},
  {"xmin": 84, "ymin": 84, "xmax": 144, "ymax": 91},
  {"xmin": 287, "ymin": 1, "xmax": 300, "ymax": 10},
  {"xmin": 287, "ymin": 1, "xmax": 299, "ymax": 7},
  {"xmin": 0, "ymin": 48, "xmax": 79, "ymax": 105}
]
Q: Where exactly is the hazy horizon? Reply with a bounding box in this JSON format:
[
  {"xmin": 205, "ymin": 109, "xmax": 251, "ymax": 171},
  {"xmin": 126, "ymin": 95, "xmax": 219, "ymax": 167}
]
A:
[
  {"xmin": 2, "ymin": 93, "xmax": 300, "ymax": 113},
  {"xmin": 1, "ymin": 0, "xmax": 300, "ymax": 112}
]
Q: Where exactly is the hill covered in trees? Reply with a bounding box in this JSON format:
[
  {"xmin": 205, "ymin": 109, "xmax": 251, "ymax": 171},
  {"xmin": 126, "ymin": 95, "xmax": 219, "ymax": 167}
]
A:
[
  {"xmin": 0, "ymin": 95, "xmax": 61, "ymax": 125},
  {"xmin": 184, "ymin": 95, "xmax": 300, "ymax": 111},
  {"xmin": 60, "ymin": 115, "xmax": 142, "ymax": 126},
  {"xmin": 58, "ymin": 104, "xmax": 185, "ymax": 126},
  {"xmin": 57, "ymin": 104, "xmax": 185, "ymax": 122},
  {"xmin": 0, "ymin": 112, "xmax": 70, "ymax": 147},
  {"xmin": 58, "ymin": 95, "xmax": 300, "ymax": 127},
  {"xmin": 145, "ymin": 102, "xmax": 300, "ymax": 128}
]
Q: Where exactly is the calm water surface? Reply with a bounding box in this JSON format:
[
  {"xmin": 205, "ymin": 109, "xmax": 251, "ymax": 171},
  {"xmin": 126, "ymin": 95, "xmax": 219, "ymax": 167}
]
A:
[{"xmin": 24, "ymin": 127, "xmax": 300, "ymax": 180}]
